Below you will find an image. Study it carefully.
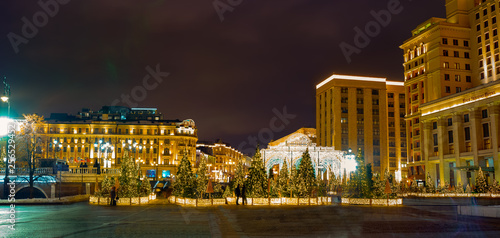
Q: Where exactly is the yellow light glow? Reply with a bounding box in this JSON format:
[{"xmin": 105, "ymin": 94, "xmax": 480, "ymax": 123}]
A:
[
  {"xmin": 1, "ymin": 96, "xmax": 8, "ymax": 102},
  {"xmin": 317, "ymin": 74, "xmax": 386, "ymax": 89},
  {"xmin": 422, "ymin": 92, "xmax": 500, "ymax": 116},
  {"xmin": 386, "ymin": 81, "xmax": 404, "ymax": 86},
  {"xmin": 0, "ymin": 117, "xmax": 13, "ymax": 136}
]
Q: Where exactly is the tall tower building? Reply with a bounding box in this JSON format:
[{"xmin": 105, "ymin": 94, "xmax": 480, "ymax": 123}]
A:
[
  {"xmin": 401, "ymin": 0, "xmax": 500, "ymax": 186},
  {"xmin": 316, "ymin": 74, "xmax": 406, "ymax": 175}
]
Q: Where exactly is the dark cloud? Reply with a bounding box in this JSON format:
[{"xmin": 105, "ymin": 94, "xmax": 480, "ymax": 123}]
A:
[{"xmin": 0, "ymin": 0, "xmax": 445, "ymax": 150}]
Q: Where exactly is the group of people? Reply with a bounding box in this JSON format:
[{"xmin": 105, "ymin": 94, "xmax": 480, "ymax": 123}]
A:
[
  {"xmin": 234, "ymin": 184, "xmax": 247, "ymax": 205},
  {"xmin": 77, "ymin": 162, "xmax": 88, "ymax": 174},
  {"xmin": 77, "ymin": 161, "xmax": 101, "ymax": 174}
]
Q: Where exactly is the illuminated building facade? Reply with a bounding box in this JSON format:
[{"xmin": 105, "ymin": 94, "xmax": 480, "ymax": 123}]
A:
[
  {"xmin": 37, "ymin": 106, "xmax": 197, "ymax": 180},
  {"xmin": 196, "ymin": 141, "xmax": 248, "ymax": 182},
  {"xmin": 316, "ymin": 75, "xmax": 406, "ymax": 176},
  {"xmin": 401, "ymin": 0, "xmax": 500, "ymax": 186}
]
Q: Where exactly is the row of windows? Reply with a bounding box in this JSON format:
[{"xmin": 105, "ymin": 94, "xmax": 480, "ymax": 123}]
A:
[
  {"xmin": 445, "ymin": 86, "xmax": 462, "ymax": 93},
  {"xmin": 479, "ymin": 53, "xmax": 500, "ymax": 67},
  {"xmin": 477, "ymin": 29, "xmax": 498, "ymax": 43},
  {"xmin": 49, "ymin": 146, "xmax": 163, "ymax": 154},
  {"xmin": 340, "ymin": 87, "xmax": 380, "ymax": 95},
  {"xmin": 432, "ymin": 123, "xmax": 490, "ymax": 147},
  {"xmin": 48, "ymin": 127, "xmax": 176, "ymax": 135},
  {"xmin": 405, "ymin": 44, "xmax": 426, "ymax": 62},
  {"xmin": 388, "ymin": 93, "xmax": 405, "ymax": 99},
  {"xmin": 476, "ymin": 17, "xmax": 497, "ymax": 32},
  {"xmin": 442, "ymin": 38, "xmax": 469, "ymax": 47},
  {"xmin": 478, "ymin": 40, "xmax": 500, "ymax": 55},
  {"xmin": 476, "ymin": 4, "xmax": 496, "ymax": 20},
  {"xmin": 443, "ymin": 62, "xmax": 471, "ymax": 70},
  {"xmin": 444, "ymin": 73, "xmax": 471, "ymax": 82},
  {"xmin": 443, "ymin": 50, "xmax": 471, "ymax": 60},
  {"xmin": 480, "ymin": 67, "xmax": 500, "ymax": 79},
  {"xmin": 429, "ymin": 110, "xmax": 489, "ymax": 130},
  {"xmin": 406, "ymin": 58, "xmax": 425, "ymax": 70}
]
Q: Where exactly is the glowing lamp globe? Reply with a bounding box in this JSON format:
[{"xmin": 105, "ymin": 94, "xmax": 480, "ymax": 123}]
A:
[{"xmin": 0, "ymin": 117, "xmax": 13, "ymax": 137}]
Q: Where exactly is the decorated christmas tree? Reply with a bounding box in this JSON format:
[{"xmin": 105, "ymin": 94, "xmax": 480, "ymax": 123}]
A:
[
  {"xmin": 118, "ymin": 150, "xmax": 140, "ymax": 198},
  {"xmin": 328, "ymin": 171, "xmax": 341, "ymax": 193},
  {"xmin": 269, "ymin": 178, "xmax": 280, "ymax": 198},
  {"xmin": 223, "ymin": 185, "xmax": 232, "ymax": 198},
  {"xmin": 297, "ymin": 149, "xmax": 316, "ymax": 197},
  {"xmin": 475, "ymin": 167, "xmax": 488, "ymax": 193},
  {"xmin": 234, "ymin": 159, "xmax": 246, "ymax": 189},
  {"xmin": 456, "ymin": 182, "xmax": 464, "ymax": 193},
  {"xmin": 371, "ymin": 173, "xmax": 385, "ymax": 198},
  {"xmin": 346, "ymin": 149, "xmax": 372, "ymax": 198},
  {"xmin": 410, "ymin": 180, "xmax": 418, "ymax": 193},
  {"xmin": 247, "ymin": 146, "xmax": 268, "ymax": 197},
  {"xmin": 278, "ymin": 160, "xmax": 290, "ymax": 197},
  {"xmin": 213, "ymin": 182, "xmax": 223, "ymax": 198},
  {"xmin": 391, "ymin": 182, "xmax": 401, "ymax": 195},
  {"xmin": 425, "ymin": 173, "xmax": 436, "ymax": 193},
  {"xmin": 172, "ymin": 152, "xmax": 195, "ymax": 198},
  {"xmin": 138, "ymin": 176, "xmax": 152, "ymax": 197},
  {"xmin": 289, "ymin": 164, "xmax": 299, "ymax": 197},
  {"xmin": 465, "ymin": 184, "xmax": 472, "ymax": 193},
  {"xmin": 489, "ymin": 179, "xmax": 500, "ymax": 194},
  {"xmin": 97, "ymin": 176, "xmax": 115, "ymax": 197},
  {"xmin": 195, "ymin": 157, "xmax": 209, "ymax": 198},
  {"xmin": 316, "ymin": 177, "xmax": 327, "ymax": 197}
]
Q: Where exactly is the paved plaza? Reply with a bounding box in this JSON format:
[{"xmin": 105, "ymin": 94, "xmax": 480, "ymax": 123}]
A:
[{"xmin": 1, "ymin": 202, "xmax": 500, "ymax": 237}]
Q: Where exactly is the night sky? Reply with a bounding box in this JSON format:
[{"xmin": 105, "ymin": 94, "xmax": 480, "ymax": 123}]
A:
[{"xmin": 0, "ymin": 0, "xmax": 445, "ymax": 154}]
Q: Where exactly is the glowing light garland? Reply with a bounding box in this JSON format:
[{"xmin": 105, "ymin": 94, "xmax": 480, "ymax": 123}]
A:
[
  {"xmin": 422, "ymin": 92, "xmax": 500, "ymax": 117},
  {"xmin": 261, "ymin": 132, "xmax": 356, "ymax": 180}
]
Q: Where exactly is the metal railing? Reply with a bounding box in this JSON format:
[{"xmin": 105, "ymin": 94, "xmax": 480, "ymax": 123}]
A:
[
  {"xmin": 0, "ymin": 167, "xmax": 55, "ymax": 175},
  {"xmin": 66, "ymin": 168, "xmax": 120, "ymax": 175},
  {"xmin": 0, "ymin": 167, "xmax": 120, "ymax": 175}
]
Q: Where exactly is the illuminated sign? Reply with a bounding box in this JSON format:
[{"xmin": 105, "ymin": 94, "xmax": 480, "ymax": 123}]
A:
[{"xmin": 463, "ymin": 91, "xmax": 496, "ymax": 103}]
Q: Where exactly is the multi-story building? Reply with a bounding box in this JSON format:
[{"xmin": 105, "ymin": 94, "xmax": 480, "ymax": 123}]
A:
[
  {"xmin": 37, "ymin": 106, "xmax": 197, "ymax": 180},
  {"xmin": 196, "ymin": 141, "xmax": 248, "ymax": 182},
  {"xmin": 400, "ymin": 0, "xmax": 500, "ymax": 187},
  {"xmin": 316, "ymin": 74, "xmax": 406, "ymax": 176}
]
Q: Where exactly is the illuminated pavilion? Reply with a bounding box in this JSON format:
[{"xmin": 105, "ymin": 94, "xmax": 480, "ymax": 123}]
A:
[{"xmin": 261, "ymin": 128, "xmax": 356, "ymax": 180}]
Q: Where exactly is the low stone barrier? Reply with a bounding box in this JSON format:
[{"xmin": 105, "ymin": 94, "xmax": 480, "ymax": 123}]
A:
[
  {"xmin": 89, "ymin": 193, "xmax": 156, "ymax": 206},
  {"xmin": 402, "ymin": 193, "xmax": 500, "ymax": 198},
  {"xmin": 341, "ymin": 198, "xmax": 402, "ymax": 206},
  {"xmin": 168, "ymin": 196, "xmax": 332, "ymax": 207},
  {"xmin": 168, "ymin": 196, "xmax": 226, "ymax": 206},
  {"xmin": 0, "ymin": 195, "xmax": 89, "ymax": 205}
]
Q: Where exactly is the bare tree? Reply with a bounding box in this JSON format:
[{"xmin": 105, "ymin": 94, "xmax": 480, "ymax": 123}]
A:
[{"xmin": 16, "ymin": 114, "xmax": 44, "ymax": 199}]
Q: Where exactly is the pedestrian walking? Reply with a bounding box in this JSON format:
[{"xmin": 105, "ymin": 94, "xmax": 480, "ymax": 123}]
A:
[
  {"xmin": 110, "ymin": 186, "xmax": 117, "ymax": 206},
  {"xmin": 242, "ymin": 184, "xmax": 247, "ymax": 205},
  {"xmin": 235, "ymin": 184, "xmax": 241, "ymax": 205},
  {"xmin": 336, "ymin": 185, "xmax": 342, "ymax": 204}
]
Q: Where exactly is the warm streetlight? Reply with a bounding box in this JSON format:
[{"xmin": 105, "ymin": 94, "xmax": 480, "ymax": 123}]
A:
[{"xmin": 1, "ymin": 96, "xmax": 8, "ymax": 102}]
